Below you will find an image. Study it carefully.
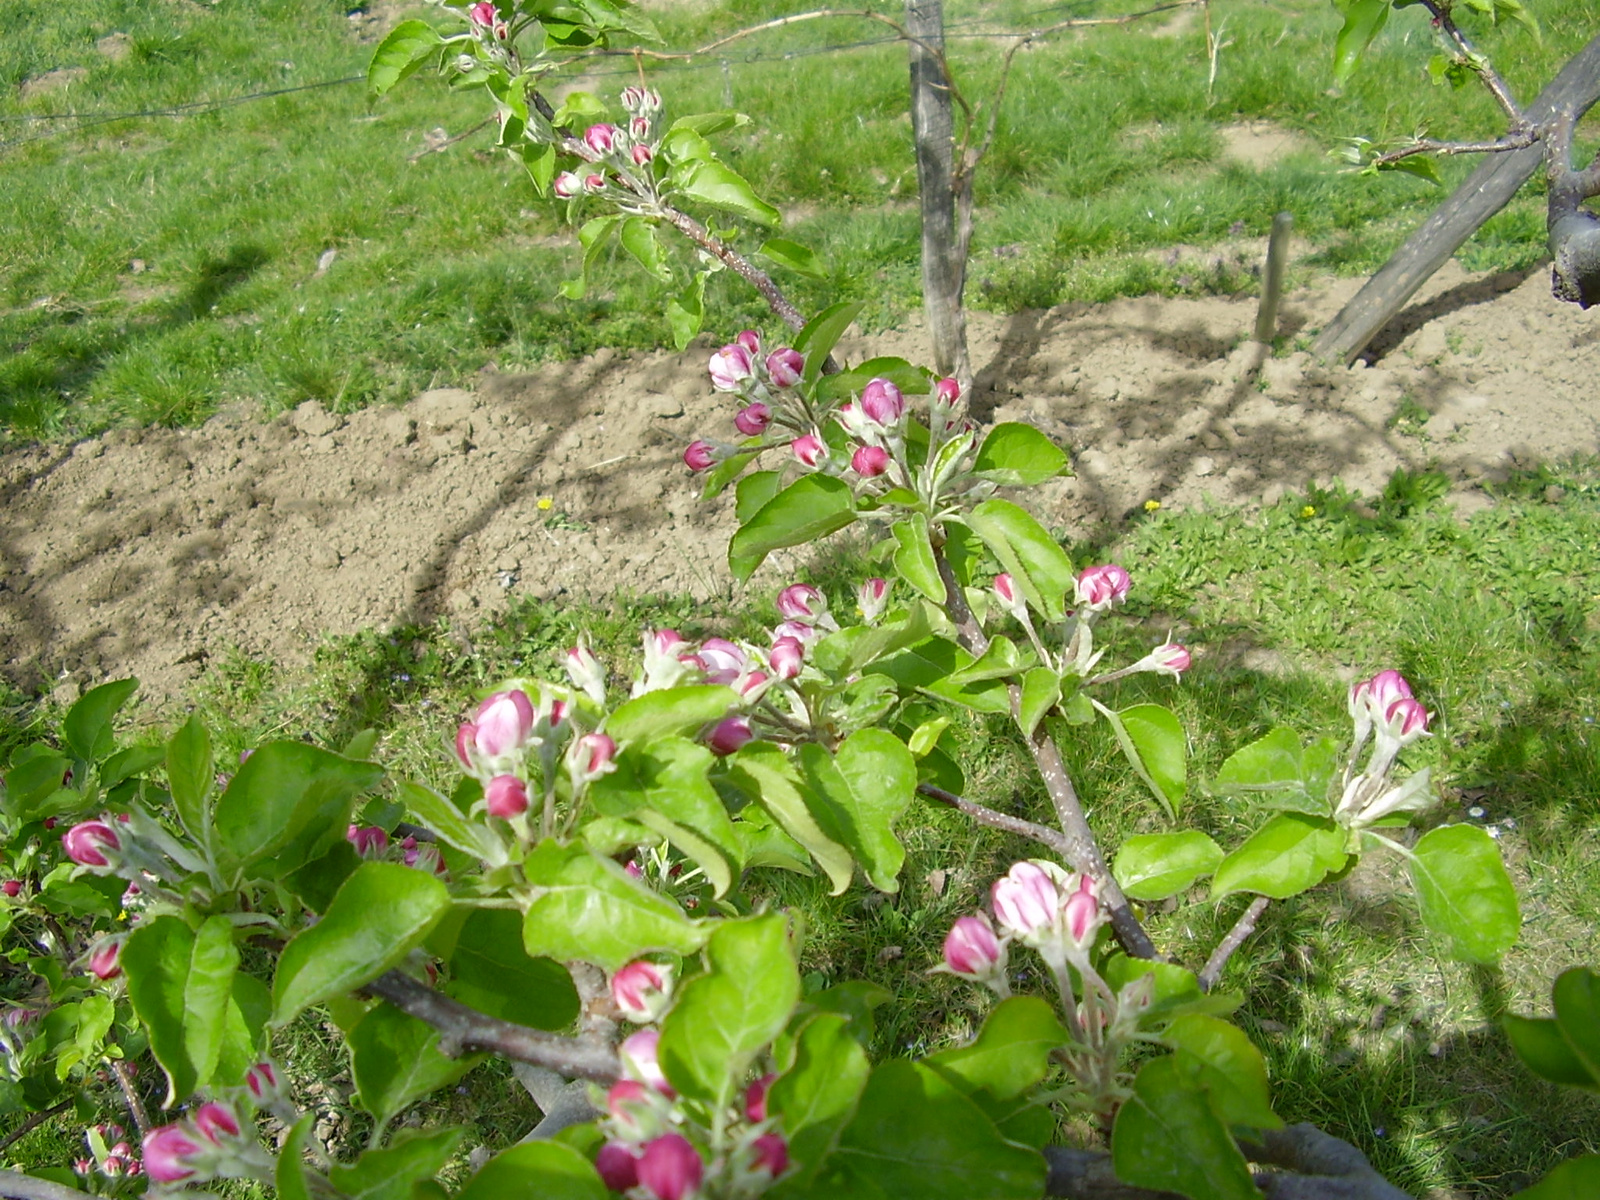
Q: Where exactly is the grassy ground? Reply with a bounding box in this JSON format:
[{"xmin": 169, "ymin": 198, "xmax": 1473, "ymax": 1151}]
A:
[
  {"xmin": 2, "ymin": 0, "xmax": 1595, "ymax": 443},
  {"xmin": 4, "ymin": 461, "xmax": 1598, "ymax": 1194}
]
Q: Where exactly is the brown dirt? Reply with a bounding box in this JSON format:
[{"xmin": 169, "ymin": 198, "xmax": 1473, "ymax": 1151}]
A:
[{"xmin": 4, "ymin": 260, "xmax": 1597, "ymax": 705}]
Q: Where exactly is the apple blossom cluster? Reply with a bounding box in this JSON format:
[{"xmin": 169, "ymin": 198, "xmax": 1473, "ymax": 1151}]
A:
[
  {"xmin": 1333, "ymin": 668, "xmax": 1434, "ymax": 829},
  {"xmin": 553, "ymin": 88, "xmax": 665, "ymax": 203},
  {"xmin": 594, "ymin": 978, "xmax": 789, "ymax": 1199},
  {"xmin": 74, "ymin": 1122, "xmax": 142, "ymax": 1181}
]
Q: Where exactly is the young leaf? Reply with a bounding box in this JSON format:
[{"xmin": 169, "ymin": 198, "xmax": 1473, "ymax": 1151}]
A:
[
  {"xmin": 795, "ymin": 729, "xmax": 916, "ymax": 893},
  {"xmin": 728, "ymin": 474, "xmax": 857, "ymax": 582},
  {"xmin": 350, "ymin": 1004, "xmax": 484, "ymax": 1128},
  {"xmin": 1111, "ymin": 703, "xmax": 1187, "ymax": 819},
  {"xmin": 619, "ymin": 218, "xmax": 673, "ymax": 282},
  {"xmin": 1111, "ymin": 1055, "xmax": 1259, "ymax": 1200},
  {"xmin": 606, "ymin": 686, "xmax": 738, "ymax": 744},
  {"xmin": 211, "ymin": 742, "xmax": 384, "ymax": 878},
  {"xmin": 1210, "ymin": 726, "xmax": 1337, "ymax": 815},
  {"xmin": 675, "ymin": 160, "xmax": 780, "ymax": 226},
  {"xmin": 559, "ymin": 215, "xmax": 624, "ymax": 301},
  {"xmin": 1114, "ymin": 831, "xmax": 1224, "ymax": 901},
  {"xmin": 368, "ymin": 20, "xmax": 444, "ymax": 96},
  {"xmin": 122, "ymin": 915, "xmax": 238, "ymax": 1105},
  {"xmin": 725, "ymin": 742, "xmax": 854, "ymax": 895},
  {"xmin": 966, "ymin": 499, "xmax": 1076, "ymax": 622},
  {"xmin": 1017, "ymin": 668, "xmax": 1061, "ymax": 740},
  {"xmin": 272, "ymin": 862, "xmax": 451, "ymax": 1025},
  {"xmin": 446, "ymin": 908, "xmax": 580, "ymax": 1031},
  {"xmin": 971, "ymin": 423, "xmax": 1072, "ymax": 486},
  {"xmin": 165, "ymin": 714, "xmax": 213, "ymax": 842},
  {"xmin": 892, "ymin": 514, "xmax": 946, "ymax": 603},
  {"xmin": 769, "ymin": 1014, "xmax": 870, "ymax": 1191},
  {"xmin": 1162, "ymin": 1015, "xmax": 1282, "ymax": 1132},
  {"xmin": 757, "ymin": 237, "xmax": 826, "ymax": 278},
  {"xmin": 1210, "ymin": 814, "xmax": 1347, "ymax": 900},
  {"xmin": 1332, "ymin": 0, "xmax": 1391, "ymax": 88},
  {"xmin": 1552, "ymin": 966, "xmax": 1600, "ymax": 1081},
  {"xmin": 1408, "ymin": 824, "xmax": 1519, "ymax": 963},
  {"xmin": 666, "ymin": 270, "xmax": 706, "ymax": 351},
  {"xmin": 396, "ymin": 780, "xmax": 501, "ymax": 861},
  {"xmin": 521, "ymin": 841, "xmax": 706, "ymax": 970},
  {"xmin": 659, "ymin": 912, "xmax": 799, "ymax": 1106},
  {"xmin": 922, "ymin": 997, "xmax": 1068, "ymax": 1101},
  {"xmin": 1503, "ymin": 1015, "xmax": 1599, "ymax": 1090},
  {"xmin": 454, "ymin": 1141, "xmax": 606, "ymax": 1200},
  {"xmin": 328, "ymin": 1127, "xmax": 465, "ymax": 1200},
  {"xmin": 63, "ymin": 678, "xmax": 139, "ymax": 763},
  {"xmin": 1513, "ymin": 1154, "xmax": 1600, "ymax": 1199},
  {"xmin": 1386, "ymin": 155, "xmax": 1443, "ymax": 185},
  {"xmin": 276, "ymin": 1115, "xmax": 321, "ymax": 1200},
  {"xmin": 794, "ymin": 300, "xmax": 864, "ymax": 389}
]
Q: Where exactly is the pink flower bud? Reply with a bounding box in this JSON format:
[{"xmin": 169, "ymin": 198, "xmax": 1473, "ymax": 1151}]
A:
[
  {"xmin": 585, "ymin": 124, "xmax": 618, "ymax": 155},
  {"xmin": 584, "ymin": 173, "xmax": 607, "ymax": 193},
  {"xmin": 1146, "ymin": 643, "xmax": 1191, "ymax": 677},
  {"xmin": 683, "ymin": 440, "xmax": 717, "ymax": 472},
  {"xmin": 473, "ymin": 690, "xmax": 536, "ymax": 758},
  {"xmin": 88, "ymin": 941, "xmax": 122, "ymax": 980},
  {"xmin": 637, "ymin": 1134, "xmax": 704, "ymax": 1200},
  {"xmin": 1386, "ymin": 697, "xmax": 1430, "ymax": 742},
  {"xmin": 2, "ymin": 880, "xmax": 20, "ymax": 898},
  {"xmin": 485, "ymin": 775, "xmax": 530, "ymax": 819},
  {"xmin": 1075, "ymin": 564, "xmax": 1131, "ymax": 612},
  {"xmin": 74, "ymin": 1159, "xmax": 93, "ymax": 1175},
  {"xmin": 709, "ymin": 344, "xmax": 754, "ymax": 391},
  {"xmin": 773, "ymin": 620, "xmax": 819, "ymax": 647},
  {"xmin": 990, "ymin": 861, "xmax": 1059, "ymax": 941},
  {"xmin": 943, "ymin": 914, "xmax": 1002, "ymax": 977},
  {"xmin": 777, "ymin": 584, "xmax": 826, "ymax": 622},
  {"xmin": 245, "ymin": 1061, "xmax": 281, "ymax": 1104},
  {"xmin": 994, "ymin": 573, "xmax": 1018, "ymax": 605},
  {"xmin": 934, "ymin": 377, "xmax": 961, "ymax": 406},
  {"xmin": 768, "ymin": 637, "xmax": 804, "ymax": 680},
  {"xmin": 102, "ymin": 1157, "xmax": 125, "ymax": 1177},
  {"xmin": 851, "ymin": 444, "xmax": 890, "ymax": 477},
  {"xmin": 596, "ymin": 1141, "xmax": 641, "ymax": 1191},
  {"xmin": 612, "ymin": 959, "xmax": 674, "ymax": 1023},
  {"xmin": 621, "ymin": 85, "xmax": 648, "ymax": 112},
  {"xmin": 1061, "ymin": 874, "xmax": 1102, "ymax": 948},
  {"xmin": 63, "ymin": 820, "xmax": 120, "ymax": 868},
  {"xmin": 859, "ymin": 378, "xmax": 905, "ymax": 425},
  {"xmin": 745, "ymin": 1074, "xmax": 775, "ymax": 1123},
  {"xmin": 708, "ymin": 717, "xmax": 753, "ymax": 757},
  {"xmin": 553, "ymin": 172, "xmax": 582, "ymax": 199},
  {"xmin": 653, "ymin": 629, "xmax": 689, "ymax": 656},
  {"xmin": 739, "ymin": 669, "xmax": 770, "ymax": 697},
  {"xmin": 630, "ymin": 114, "xmax": 651, "ymax": 139},
  {"xmin": 142, "ymin": 1124, "xmax": 203, "ymax": 1183},
  {"xmin": 791, "ymin": 433, "xmax": 826, "ymax": 467},
  {"xmin": 857, "ymin": 577, "xmax": 889, "ymax": 621},
  {"xmin": 549, "ymin": 699, "xmax": 568, "ymax": 726},
  {"xmin": 766, "ymin": 348, "xmax": 804, "ymax": 388},
  {"xmin": 577, "ymin": 733, "xmax": 618, "ymax": 776},
  {"xmin": 468, "ymin": 1, "xmax": 497, "ymax": 27},
  {"xmin": 698, "ymin": 638, "xmax": 749, "ymax": 686},
  {"xmin": 735, "ymin": 329, "xmax": 762, "ymax": 356},
  {"xmin": 734, "ymin": 403, "xmax": 772, "ymax": 436},
  {"xmin": 751, "ymin": 1133, "xmax": 789, "ymax": 1177},
  {"xmin": 193, "ymin": 1103, "xmax": 240, "ymax": 1145},
  {"xmin": 607, "ymin": 1079, "xmax": 650, "ymax": 1123},
  {"xmin": 631, "ymin": 143, "xmax": 654, "ymax": 166},
  {"xmin": 1366, "ymin": 669, "xmax": 1413, "ymax": 716},
  {"xmin": 620, "ymin": 1029, "xmax": 674, "ymax": 1095},
  {"xmin": 566, "ymin": 643, "xmax": 607, "ymax": 701},
  {"xmin": 455, "ymin": 723, "xmax": 476, "ymax": 769},
  {"xmin": 345, "ymin": 825, "xmax": 389, "ymax": 857}
]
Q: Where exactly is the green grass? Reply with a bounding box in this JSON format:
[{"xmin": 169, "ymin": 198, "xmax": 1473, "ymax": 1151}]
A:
[
  {"xmin": 5, "ymin": 465, "xmax": 1599, "ymax": 1194},
  {"xmin": 3, "ymin": 0, "xmax": 1596, "ymax": 443}
]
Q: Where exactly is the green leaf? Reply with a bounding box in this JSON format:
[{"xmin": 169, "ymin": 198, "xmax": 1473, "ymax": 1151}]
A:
[
  {"xmin": 591, "ymin": 737, "xmax": 742, "ymax": 897},
  {"xmin": 1103, "ymin": 954, "xmax": 1243, "ymax": 1024},
  {"xmin": 368, "ymin": 19, "xmax": 444, "ymax": 96},
  {"xmin": 100, "ymin": 743, "xmax": 164, "ymax": 790},
  {"xmin": 1552, "ymin": 966, "xmax": 1600, "ymax": 1083},
  {"xmin": 726, "ymin": 742, "xmax": 853, "ymax": 895},
  {"xmin": 769, "ymin": 1014, "xmax": 871, "ymax": 1192},
  {"xmin": 966, "ymin": 499, "xmax": 1076, "ymax": 622},
  {"xmin": 350, "ymin": 1004, "xmax": 484, "ymax": 1127},
  {"xmin": 811, "ymin": 603, "xmax": 934, "ymax": 678},
  {"xmin": 971, "ymin": 424, "xmax": 1072, "ymax": 486},
  {"xmin": 165, "ymin": 715, "xmax": 212, "ymax": 841},
  {"xmin": 796, "ymin": 730, "xmax": 916, "ymax": 892},
  {"xmin": 396, "ymin": 780, "xmax": 500, "ymax": 861},
  {"xmin": 272, "ymin": 861, "xmax": 451, "ymax": 1025},
  {"xmin": 276, "ymin": 1114, "xmax": 320, "ymax": 1200},
  {"xmin": 1514, "ymin": 1155, "xmax": 1600, "ymax": 1199},
  {"xmin": 1114, "ymin": 831, "xmax": 1224, "ymax": 901},
  {"xmin": 1100, "ymin": 702, "xmax": 1186, "ymax": 819},
  {"xmin": 794, "ymin": 301, "xmax": 864, "ymax": 389},
  {"xmin": 214, "ymin": 973, "xmax": 271, "ymax": 1087},
  {"xmin": 211, "ymin": 741, "xmax": 384, "ymax": 878},
  {"xmin": 1112, "ymin": 1055, "xmax": 1260, "ymax": 1200},
  {"xmin": 521, "ymin": 841, "xmax": 706, "ymax": 971},
  {"xmin": 757, "ymin": 237, "xmax": 826, "ymax": 278},
  {"xmin": 1332, "ymin": 0, "xmax": 1391, "ymax": 88},
  {"xmin": 668, "ymin": 110, "xmax": 750, "ymax": 138},
  {"xmin": 121, "ymin": 915, "xmax": 238, "ymax": 1106},
  {"xmin": 1408, "ymin": 824, "xmax": 1519, "ymax": 963},
  {"xmin": 675, "ymin": 160, "xmax": 780, "ymax": 226},
  {"xmin": 559, "ymin": 215, "xmax": 623, "ymax": 301},
  {"xmin": 619, "ymin": 218, "xmax": 672, "ymax": 282},
  {"xmin": 729, "ymin": 474, "xmax": 857, "ymax": 582},
  {"xmin": 454, "ymin": 1141, "xmax": 606, "ymax": 1200},
  {"xmin": 1210, "ymin": 727, "xmax": 1337, "ymax": 816},
  {"xmin": 517, "ymin": 142, "xmax": 556, "ymax": 197},
  {"xmin": 1503, "ymin": 1015, "xmax": 1599, "ymax": 1090},
  {"xmin": 1211, "ymin": 814, "xmax": 1347, "ymax": 900},
  {"xmin": 923, "ymin": 997, "xmax": 1068, "ymax": 1101},
  {"xmin": 814, "ymin": 357, "xmax": 935, "ymax": 404},
  {"xmin": 1386, "ymin": 155, "xmax": 1443, "ymax": 185},
  {"xmin": 666, "ymin": 271, "xmax": 706, "ymax": 351},
  {"xmin": 1163, "ymin": 1015, "xmax": 1281, "ymax": 1132},
  {"xmin": 731, "ymin": 468, "xmax": 782, "ymax": 518},
  {"xmin": 829, "ymin": 1060, "xmax": 1046, "ymax": 1199},
  {"xmin": 63, "ymin": 678, "xmax": 138, "ymax": 763},
  {"xmin": 1492, "ymin": 0, "xmax": 1540, "ymax": 39},
  {"xmin": 1017, "ymin": 668, "xmax": 1061, "ymax": 739},
  {"xmin": 892, "ymin": 514, "xmax": 945, "ymax": 603},
  {"xmin": 660, "ymin": 913, "xmax": 799, "ymax": 1106},
  {"xmin": 700, "ymin": 449, "xmax": 761, "ymax": 500},
  {"xmin": 606, "ymin": 686, "xmax": 737, "ymax": 744},
  {"xmin": 330, "ymin": 1127, "xmax": 464, "ymax": 1200},
  {"xmin": 446, "ymin": 909, "xmax": 580, "ymax": 1031}
]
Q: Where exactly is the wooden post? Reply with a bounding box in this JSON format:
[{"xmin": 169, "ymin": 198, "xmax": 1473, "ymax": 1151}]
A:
[
  {"xmin": 906, "ymin": 0, "xmax": 970, "ymax": 384},
  {"xmin": 1254, "ymin": 211, "xmax": 1294, "ymax": 344},
  {"xmin": 1312, "ymin": 32, "xmax": 1600, "ymax": 365}
]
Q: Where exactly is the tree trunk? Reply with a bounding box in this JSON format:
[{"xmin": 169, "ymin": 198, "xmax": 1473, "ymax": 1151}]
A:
[
  {"xmin": 1312, "ymin": 32, "xmax": 1600, "ymax": 365},
  {"xmin": 906, "ymin": 0, "xmax": 970, "ymax": 384}
]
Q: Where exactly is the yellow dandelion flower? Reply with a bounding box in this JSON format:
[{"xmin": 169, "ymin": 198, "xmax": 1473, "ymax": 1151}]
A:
[
  {"xmin": 1143, "ymin": 499, "xmax": 1162, "ymax": 513},
  {"xmin": 1299, "ymin": 505, "xmax": 1316, "ymax": 519},
  {"xmin": 537, "ymin": 496, "xmax": 554, "ymax": 511}
]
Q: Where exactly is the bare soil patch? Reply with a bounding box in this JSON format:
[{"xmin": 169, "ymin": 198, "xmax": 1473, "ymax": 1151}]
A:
[{"xmin": 3, "ymin": 262, "xmax": 1596, "ymax": 704}]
